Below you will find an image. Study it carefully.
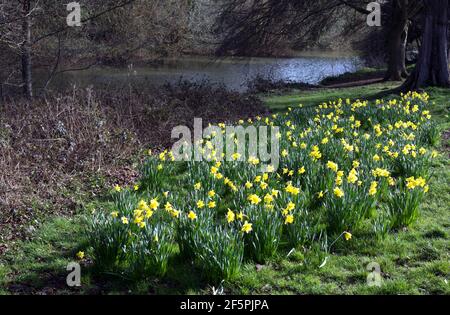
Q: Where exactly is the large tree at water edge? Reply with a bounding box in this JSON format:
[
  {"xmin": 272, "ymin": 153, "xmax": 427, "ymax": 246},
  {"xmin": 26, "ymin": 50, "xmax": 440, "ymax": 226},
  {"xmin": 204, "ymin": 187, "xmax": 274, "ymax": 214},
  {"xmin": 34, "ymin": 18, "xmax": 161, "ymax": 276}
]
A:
[{"xmin": 403, "ymin": 0, "xmax": 450, "ymax": 90}]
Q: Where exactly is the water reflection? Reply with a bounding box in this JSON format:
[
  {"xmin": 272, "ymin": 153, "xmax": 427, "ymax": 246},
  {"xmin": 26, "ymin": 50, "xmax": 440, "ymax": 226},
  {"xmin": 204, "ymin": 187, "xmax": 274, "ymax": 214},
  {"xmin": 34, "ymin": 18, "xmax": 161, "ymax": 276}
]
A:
[{"xmin": 51, "ymin": 55, "xmax": 364, "ymax": 92}]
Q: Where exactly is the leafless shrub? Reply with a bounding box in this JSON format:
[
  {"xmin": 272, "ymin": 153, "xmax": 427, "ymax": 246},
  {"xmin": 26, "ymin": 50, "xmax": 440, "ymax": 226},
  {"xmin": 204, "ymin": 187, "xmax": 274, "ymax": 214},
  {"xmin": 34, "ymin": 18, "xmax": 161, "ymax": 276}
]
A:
[{"xmin": 0, "ymin": 82, "xmax": 268, "ymax": 242}]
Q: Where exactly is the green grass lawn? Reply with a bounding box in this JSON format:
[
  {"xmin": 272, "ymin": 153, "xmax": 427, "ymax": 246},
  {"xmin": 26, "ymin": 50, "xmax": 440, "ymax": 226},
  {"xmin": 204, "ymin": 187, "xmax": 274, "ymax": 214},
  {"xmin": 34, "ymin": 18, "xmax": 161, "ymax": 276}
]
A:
[
  {"xmin": 264, "ymin": 82, "xmax": 400, "ymax": 112},
  {"xmin": 0, "ymin": 83, "xmax": 448, "ymax": 295}
]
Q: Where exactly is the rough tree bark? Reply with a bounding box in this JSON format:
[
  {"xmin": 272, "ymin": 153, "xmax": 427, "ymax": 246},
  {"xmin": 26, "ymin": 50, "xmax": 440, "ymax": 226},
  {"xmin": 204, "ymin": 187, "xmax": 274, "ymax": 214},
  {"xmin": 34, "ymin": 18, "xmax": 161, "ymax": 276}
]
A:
[
  {"xmin": 385, "ymin": 0, "xmax": 409, "ymax": 81},
  {"xmin": 21, "ymin": 0, "xmax": 33, "ymax": 100},
  {"xmin": 402, "ymin": 0, "xmax": 450, "ymax": 90}
]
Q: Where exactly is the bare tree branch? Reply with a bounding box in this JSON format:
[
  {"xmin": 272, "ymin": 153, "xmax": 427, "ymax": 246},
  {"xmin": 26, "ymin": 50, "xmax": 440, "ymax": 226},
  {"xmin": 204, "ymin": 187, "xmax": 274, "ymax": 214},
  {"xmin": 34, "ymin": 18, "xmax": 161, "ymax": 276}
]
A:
[
  {"xmin": 337, "ymin": 0, "xmax": 371, "ymax": 15},
  {"xmin": 32, "ymin": 0, "xmax": 137, "ymax": 45},
  {"xmin": 41, "ymin": 35, "xmax": 62, "ymax": 93}
]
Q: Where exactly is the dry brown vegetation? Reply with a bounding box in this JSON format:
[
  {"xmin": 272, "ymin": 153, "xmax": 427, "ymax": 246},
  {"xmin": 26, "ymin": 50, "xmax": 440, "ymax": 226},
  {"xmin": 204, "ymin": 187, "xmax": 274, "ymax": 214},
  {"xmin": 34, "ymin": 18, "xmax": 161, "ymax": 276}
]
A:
[{"xmin": 0, "ymin": 82, "xmax": 268, "ymax": 244}]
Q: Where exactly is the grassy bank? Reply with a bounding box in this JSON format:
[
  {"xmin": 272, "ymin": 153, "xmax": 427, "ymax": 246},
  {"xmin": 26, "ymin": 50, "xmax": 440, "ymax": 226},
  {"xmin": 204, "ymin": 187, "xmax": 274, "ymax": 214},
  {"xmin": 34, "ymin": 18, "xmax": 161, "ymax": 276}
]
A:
[
  {"xmin": 235, "ymin": 85, "xmax": 449, "ymax": 295},
  {"xmin": 319, "ymin": 68, "xmax": 386, "ymax": 86},
  {"xmin": 0, "ymin": 83, "xmax": 448, "ymax": 295},
  {"xmin": 264, "ymin": 82, "xmax": 399, "ymax": 111}
]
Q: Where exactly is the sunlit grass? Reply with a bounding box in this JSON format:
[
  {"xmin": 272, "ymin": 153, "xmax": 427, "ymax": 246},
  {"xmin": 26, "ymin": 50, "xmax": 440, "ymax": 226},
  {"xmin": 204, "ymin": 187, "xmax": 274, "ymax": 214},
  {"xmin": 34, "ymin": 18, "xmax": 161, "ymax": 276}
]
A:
[
  {"xmin": 0, "ymin": 84, "xmax": 448, "ymax": 295},
  {"xmin": 263, "ymin": 82, "xmax": 400, "ymax": 111}
]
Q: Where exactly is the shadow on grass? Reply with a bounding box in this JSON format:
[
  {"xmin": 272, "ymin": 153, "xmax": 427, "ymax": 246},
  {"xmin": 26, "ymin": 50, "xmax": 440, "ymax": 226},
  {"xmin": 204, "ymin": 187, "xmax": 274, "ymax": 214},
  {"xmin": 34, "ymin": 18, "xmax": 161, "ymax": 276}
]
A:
[
  {"xmin": 4, "ymin": 249, "xmax": 214, "ymax": 295},
  {"xmin": 1, "ymin": 214, "xmax": 214, "ymax": 295}
]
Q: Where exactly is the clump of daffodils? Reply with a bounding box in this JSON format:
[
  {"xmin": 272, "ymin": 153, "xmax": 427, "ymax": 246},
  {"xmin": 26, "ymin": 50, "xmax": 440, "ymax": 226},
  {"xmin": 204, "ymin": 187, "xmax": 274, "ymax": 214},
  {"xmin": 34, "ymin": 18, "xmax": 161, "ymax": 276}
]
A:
[{"xmin": 88, "ymin": 91, "xmax": 437, "ymax": 281}]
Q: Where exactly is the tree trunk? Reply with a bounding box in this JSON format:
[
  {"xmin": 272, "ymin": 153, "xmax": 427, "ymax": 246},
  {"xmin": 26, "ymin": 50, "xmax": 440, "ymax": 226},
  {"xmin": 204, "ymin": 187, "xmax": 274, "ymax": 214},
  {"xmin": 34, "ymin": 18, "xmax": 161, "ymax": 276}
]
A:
[
  {"xmin": 384, "ymin": 0, "xmax": 409, "ymax": 81},
  {"xmin": 21, "ymin": 0, "xmax": 33, "ymax": 100},
  {"xmin": 402, "ymin": 0, "xmax": 450, "ymax": 90}
]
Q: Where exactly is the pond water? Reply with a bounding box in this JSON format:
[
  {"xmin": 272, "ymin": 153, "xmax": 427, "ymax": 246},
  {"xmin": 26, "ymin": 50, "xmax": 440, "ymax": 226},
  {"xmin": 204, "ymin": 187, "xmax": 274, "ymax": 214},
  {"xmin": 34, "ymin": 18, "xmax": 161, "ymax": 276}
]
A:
[{"xmin": 50, "ymin": 55, "xmax": 364, "ymax": 92}]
